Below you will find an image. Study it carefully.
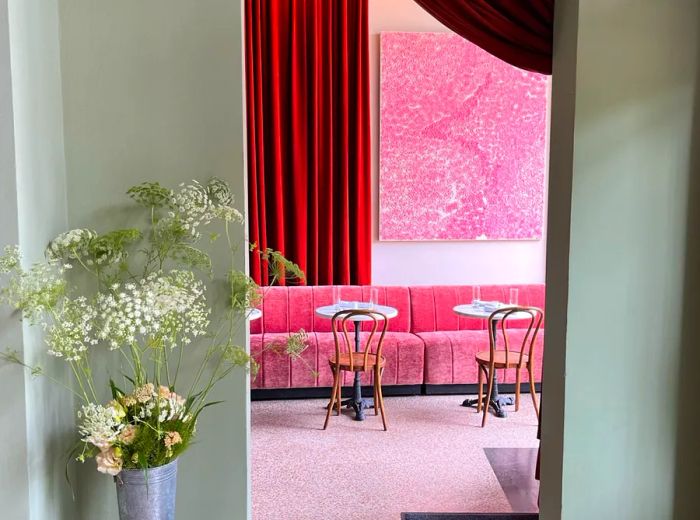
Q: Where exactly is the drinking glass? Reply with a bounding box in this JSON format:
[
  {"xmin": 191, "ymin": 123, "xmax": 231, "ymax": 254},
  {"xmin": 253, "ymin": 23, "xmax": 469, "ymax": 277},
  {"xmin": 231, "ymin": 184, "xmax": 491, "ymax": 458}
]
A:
[
  {"xmin": 369, "ymin": 288, "xmax": 379, "ymax": 309},
  {"xmin": 472, "ymin": 285, "xmax": 481, "ymax": 305},
  {"xmin": 509, "ymin": 288, "xmax": 519, "ymax": 306},
  {"xmin": 332, "ymin": 286, "xmax": 341, "ymax": 308}
]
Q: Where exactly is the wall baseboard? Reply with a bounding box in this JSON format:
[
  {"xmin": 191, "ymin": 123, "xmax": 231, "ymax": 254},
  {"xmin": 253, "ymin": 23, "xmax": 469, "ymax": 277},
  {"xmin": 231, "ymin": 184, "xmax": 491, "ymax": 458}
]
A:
[
  {"xmin": 423, "ymin": 382, "xmax": 542, "ymax": 395},
  {"xmin": 251, "ymin": 382, "xmax": 540, "ymax": 401},
  {"xmin": 251, "ymin": 384, "xmax": 422, "ymax": 401}
]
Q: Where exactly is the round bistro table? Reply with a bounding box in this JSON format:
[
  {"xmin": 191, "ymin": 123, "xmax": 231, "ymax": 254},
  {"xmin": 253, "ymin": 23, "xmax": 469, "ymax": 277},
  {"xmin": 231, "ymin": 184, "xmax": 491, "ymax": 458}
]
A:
[
  {"xmin": 315, "ymin": 303, "xmax": 398, "ymax": 421},
  {"xmin": 453, "ymin": 303, "xmax": 532, "ymax": 419},
  {"xmin": 247, "ymin": 308, "xmax": 262, "ymax": 321}
]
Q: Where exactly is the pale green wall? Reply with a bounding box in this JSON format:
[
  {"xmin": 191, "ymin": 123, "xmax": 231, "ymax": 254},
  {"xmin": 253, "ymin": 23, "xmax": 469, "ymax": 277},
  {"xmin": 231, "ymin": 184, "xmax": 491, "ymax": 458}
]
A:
[
  {"xmin": 3, "ymin": 0, "xmax": 76, "ymax": 518},
  {"xmin": 58, "ymin": 1, "xmax": 249, "ymax": 519},
  {"xmin": 0, "ymin": 1, "xmax": 30, "ymax": 518},
  {"xmin": 542, "ymin": 1, "xmax": 700, "ymax": 518}
]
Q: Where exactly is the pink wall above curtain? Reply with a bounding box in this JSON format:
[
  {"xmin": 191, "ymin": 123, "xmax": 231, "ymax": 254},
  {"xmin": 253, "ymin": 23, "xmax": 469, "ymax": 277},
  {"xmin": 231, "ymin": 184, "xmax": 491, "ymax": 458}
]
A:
[{"xmin": 379, "ymin": 32, "xmax": 549, "ymax": 241}]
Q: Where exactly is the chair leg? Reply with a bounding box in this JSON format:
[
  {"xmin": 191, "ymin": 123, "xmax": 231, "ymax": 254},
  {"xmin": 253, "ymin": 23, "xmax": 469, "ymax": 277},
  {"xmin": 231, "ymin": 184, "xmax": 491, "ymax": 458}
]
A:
[
  {"xmin": 528, "ymin": 365, "xmax": 540, "ymax": 420},
  {"xmin": 336, "ymin": 375, "xmax": 342, "ymax": 416},
  {"xmin": 477, "ymin": 364, "xmax": 483, "ymax": 413},
  {"xmin": 373, "ymin": 371, "xmax": 379, "ymax": 416},
  {"xmin": 515, "ymin": 368, "xmax": 521, "ymax": 412},
  {"xmin": 324, "ymin": 369, "xmax": 340, "ymax": 430},
  {"xmin": 482, "ymin": 364, "xmax": 495, "ymax": 428},
  {"xmin": 376, "ymin": 368, "xmax": 388, "ymax": 431}
]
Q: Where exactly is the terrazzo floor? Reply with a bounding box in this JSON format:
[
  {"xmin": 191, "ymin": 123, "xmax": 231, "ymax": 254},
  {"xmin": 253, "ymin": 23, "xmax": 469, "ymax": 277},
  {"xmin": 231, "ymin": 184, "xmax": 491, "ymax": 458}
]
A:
[{"xmin": 252, "ymin": 394, "xmax": 539, "ymax": 520}]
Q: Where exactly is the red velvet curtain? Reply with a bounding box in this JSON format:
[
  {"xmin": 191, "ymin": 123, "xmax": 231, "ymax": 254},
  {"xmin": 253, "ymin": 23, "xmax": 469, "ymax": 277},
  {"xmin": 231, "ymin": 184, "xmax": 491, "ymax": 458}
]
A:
[
  {"xmin": 245, "ymin": 0, "xmax": 371, "ymax": 286},
  {"xmin": 413, "ymin": 0, "xmax": 554, "ymax": 75}
]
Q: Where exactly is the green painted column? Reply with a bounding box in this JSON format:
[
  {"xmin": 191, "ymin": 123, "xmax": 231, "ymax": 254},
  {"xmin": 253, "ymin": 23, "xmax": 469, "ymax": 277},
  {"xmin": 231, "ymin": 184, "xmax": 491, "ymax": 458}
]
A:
[
  {"xmin": 543, "ymin": 1, "xmax": 700, "ymax": 518},
  {"xmin": 58, "ymin": 1, "xmax": 249, "ymax": 519},
  {"xmin": 0, "ymin": 2, "xmax": 30, "ymax": 518}
]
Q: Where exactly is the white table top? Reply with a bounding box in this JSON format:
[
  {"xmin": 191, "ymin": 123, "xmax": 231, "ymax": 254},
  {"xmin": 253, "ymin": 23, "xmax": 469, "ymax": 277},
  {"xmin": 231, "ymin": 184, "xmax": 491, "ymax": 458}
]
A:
[
  {"xmin": 453, "ymin": 303, "xmax": 531, "ymax": 320},
  {"xmin": 315, "ymin": 303, "xmax": 398, "ymax": 321},
  {"xmin": 247, "ymin": 308, "xmax": 262, "ymax": 321}
]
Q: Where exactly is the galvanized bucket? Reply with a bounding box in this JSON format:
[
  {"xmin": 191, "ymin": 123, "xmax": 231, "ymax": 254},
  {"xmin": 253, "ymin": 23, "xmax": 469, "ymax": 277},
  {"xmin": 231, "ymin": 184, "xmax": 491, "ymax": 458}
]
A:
[{"xmin": 115, "ymin": 459, "xmax": 178, "ymax": 520}]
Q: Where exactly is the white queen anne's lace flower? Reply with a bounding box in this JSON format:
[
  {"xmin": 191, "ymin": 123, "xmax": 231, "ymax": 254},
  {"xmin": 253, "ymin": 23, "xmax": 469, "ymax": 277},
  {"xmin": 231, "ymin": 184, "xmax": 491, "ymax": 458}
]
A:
[
  {"xmin": 0, "ymin": 245, "xmax": 20, "ymax": 274},
  {"xmin": 168, "ymin": 179, "xmax": 243, "ymax": 238},
  {"xmin": 97, "ymin": 270, "xmax": 209, "ymax": 350},
  {"xmin": 46, "ymin": 296, "xmax": 98, "ymax": 361},
  {"xmin": 78, "ymin": 403, "xmax": 125, "ymax": 450},
  {"xmin": 1, "ymin": 259, "xmax": 67, "ymax": 324},
  {"xmin": 46, "ymin": 228, "xmax": 97, "ymax": 261}
]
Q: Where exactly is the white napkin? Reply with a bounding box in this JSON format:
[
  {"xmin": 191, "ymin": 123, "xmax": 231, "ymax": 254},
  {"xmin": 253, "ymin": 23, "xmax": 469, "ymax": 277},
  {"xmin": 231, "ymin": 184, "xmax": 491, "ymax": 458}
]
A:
[
  {"xmin": 336, "ymin": 301, "xmax": 372, "ymax": 310},
  {"xmin": 474, "ymin": 300, "xmax": 503, "ymax": 312}
]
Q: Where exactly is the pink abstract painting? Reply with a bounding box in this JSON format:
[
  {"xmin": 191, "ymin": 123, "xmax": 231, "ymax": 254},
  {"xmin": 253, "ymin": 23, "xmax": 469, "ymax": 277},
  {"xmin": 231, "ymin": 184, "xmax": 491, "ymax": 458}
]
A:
[{"xmin": 379, "ymin": 32, "xmax": 549, "ymax": 241}]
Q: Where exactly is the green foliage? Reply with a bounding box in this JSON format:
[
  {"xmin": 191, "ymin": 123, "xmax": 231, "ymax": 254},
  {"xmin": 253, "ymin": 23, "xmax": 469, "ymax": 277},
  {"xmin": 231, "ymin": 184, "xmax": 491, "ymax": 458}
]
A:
[
  {"xmin": 0, "ymin": 260, "xmax": 67, "ymax": 324},
  {"xmin": 284, "ymin": 329, "xmax": 309, "ymax": 358},
  {"xmin": 89, "ymin": 228, "xmax": 142, "ymax": 266},
  {"xmin": 262, "ymin": 330, "xmax": 317, "ymax": 380},
  {"xmin": 252, "ymin": 245, "xmax": 306, "ymax": 285},
  {"xmin": 127, "ymin": 182, "xmax": 173, "ymax": 208},
  {"xmin": 222, "ymin": 344, "xmax": 257, "ymax": 376},
  {"xmin": 122, "ymin": 420, "xmax": 194, "ymax": 470},
  {"xmin": 228, "ymin": 271, "xmax": 261, "ymax": 311},
  {"xmin": 0, "ymin": 349, "xmax": 24, "ymax": 367},
  {"xmin": 170, "ymin": 245, "xmax": 212, "ymax": 273}
]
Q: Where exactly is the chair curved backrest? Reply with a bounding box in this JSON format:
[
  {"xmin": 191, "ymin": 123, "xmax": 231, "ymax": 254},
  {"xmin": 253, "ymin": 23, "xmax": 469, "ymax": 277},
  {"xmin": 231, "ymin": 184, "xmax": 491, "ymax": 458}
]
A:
[
  {"xmin": 331, "ymin": 309, "xmax": 388, "ymax": 371},
  {"xmin": 487, "ymin": 306, "xmax": 544, "ymax": 368}
]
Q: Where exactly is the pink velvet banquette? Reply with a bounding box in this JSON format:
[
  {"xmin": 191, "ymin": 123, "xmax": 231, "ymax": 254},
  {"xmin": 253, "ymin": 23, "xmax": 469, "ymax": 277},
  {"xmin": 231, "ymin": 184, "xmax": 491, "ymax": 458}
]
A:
[{"xmin": 250, "ymin": 285, "xmax": 545, "ymax": 392}]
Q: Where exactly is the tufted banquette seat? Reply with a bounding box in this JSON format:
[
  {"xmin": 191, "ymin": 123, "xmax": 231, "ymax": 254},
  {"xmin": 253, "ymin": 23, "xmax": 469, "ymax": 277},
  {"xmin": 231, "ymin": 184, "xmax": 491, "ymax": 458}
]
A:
[{"xmin": 250, "ymin": 284, "xmax": 544, "ymax": 391}]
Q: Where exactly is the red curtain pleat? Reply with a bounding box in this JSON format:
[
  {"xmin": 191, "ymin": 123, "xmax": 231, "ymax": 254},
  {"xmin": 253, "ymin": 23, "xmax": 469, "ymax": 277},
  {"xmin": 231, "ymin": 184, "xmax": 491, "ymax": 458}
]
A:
[
  {"xmin": 245, "ymin": 0, "xmax": 371, "ymax": 286},
  {"xmin": 413, "ymin": 0, "xmax": 554, "ymax": 75}
]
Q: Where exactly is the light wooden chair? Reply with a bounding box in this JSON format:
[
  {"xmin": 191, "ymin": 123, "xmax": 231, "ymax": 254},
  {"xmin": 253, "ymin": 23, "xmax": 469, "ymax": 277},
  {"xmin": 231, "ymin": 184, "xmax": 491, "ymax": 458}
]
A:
[
  {"xmin": 477, "ymin": 306, "xmax": 543, "ymax": 427},
  {"xmin": 323, "ymin": 309, "xmax": 389, "ymax": 431}
]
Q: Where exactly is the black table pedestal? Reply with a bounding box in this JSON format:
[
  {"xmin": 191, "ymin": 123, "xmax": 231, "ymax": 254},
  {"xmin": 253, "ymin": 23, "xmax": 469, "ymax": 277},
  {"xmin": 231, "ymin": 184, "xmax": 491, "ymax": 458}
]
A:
[
  {"xmin": 462, "ymin": 369, "xmax": 514, "ymax": 418},
  {"xmin": 339, "ymin": 321, "xmax": 373, "ymax": 421},
  {"xmin": 462, "ymin": 320, "xmax": 513, "ymax": 419}
]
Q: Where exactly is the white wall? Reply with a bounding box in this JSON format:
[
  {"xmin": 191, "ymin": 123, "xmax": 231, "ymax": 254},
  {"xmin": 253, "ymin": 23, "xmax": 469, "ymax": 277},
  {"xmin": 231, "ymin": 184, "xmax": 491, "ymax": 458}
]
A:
[{"xmin": 369, "ymin": 0, "xmax": 548, "ymax": 286}]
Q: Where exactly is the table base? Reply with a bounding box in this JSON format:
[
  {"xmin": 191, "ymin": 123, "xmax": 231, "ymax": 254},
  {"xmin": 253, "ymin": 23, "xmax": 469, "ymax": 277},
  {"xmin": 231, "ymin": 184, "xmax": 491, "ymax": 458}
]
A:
[
  {"xmin": 342, "ymin": 397, "xmax": 374, "ymax": 421},
  {"xmin": 462, "ymin": 395, "xmax": 514, "ymax": 418},
  {"xmin": 326, "ymin": 395, "xmax": 375, "ymax": 421}
]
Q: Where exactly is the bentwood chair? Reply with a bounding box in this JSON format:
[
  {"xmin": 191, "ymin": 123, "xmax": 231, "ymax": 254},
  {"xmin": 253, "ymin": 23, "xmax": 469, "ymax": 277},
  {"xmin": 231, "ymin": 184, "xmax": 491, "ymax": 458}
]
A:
[
  {"xmin": 323, "ymin": 309, "xmax": 389, "ymax": 431},
  {"xmin": 477, "ymin": 306, "xmax": 543, "ymax": 427}
]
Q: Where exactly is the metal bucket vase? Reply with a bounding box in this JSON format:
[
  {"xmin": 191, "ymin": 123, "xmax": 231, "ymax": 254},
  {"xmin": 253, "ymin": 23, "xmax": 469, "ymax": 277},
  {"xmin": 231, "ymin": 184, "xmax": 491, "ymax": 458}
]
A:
[{"xmin": 115, "ymin": 459, "xmax": 178, "ymax": 520}]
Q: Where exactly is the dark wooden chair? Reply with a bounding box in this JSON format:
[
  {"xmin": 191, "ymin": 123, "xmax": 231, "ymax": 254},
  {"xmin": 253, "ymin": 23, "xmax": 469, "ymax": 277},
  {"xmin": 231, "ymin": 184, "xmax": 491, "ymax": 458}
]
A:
[
  {"xmin": 323, "ymin": 309, "xmax": 389, "ymax": 431},
  {"xmin": 477, "ymin": 306, "xmax": 543, "ymax": 427}
]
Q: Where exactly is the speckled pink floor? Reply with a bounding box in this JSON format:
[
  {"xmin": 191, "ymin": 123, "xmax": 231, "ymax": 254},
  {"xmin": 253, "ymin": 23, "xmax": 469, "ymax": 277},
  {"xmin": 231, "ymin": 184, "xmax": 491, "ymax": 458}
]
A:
[{"xmin": 252, "ymin": 394, "xmax": 539, "ymax": 520}]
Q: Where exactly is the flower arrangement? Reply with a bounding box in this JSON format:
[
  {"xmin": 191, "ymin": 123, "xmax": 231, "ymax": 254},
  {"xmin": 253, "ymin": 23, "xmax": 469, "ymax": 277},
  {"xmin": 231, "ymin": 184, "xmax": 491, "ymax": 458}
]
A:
[
  {"xmin": 77, "ymin": 383, "xmax": 191, "ymax": 475},
  {"xmin": 0, "ymin": 178, "xmax": 309, "ymax": 477}
]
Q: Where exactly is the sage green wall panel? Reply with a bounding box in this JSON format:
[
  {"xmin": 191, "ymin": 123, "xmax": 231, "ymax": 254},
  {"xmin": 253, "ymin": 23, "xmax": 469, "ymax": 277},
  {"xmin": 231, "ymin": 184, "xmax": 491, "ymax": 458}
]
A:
[
  {"xmin": 544, "ymin": 1, "xmax": 700, "ymax": 518},
  {"xmin": 57, "ymin": 1, "xmax": 249, "ymax": 519}
]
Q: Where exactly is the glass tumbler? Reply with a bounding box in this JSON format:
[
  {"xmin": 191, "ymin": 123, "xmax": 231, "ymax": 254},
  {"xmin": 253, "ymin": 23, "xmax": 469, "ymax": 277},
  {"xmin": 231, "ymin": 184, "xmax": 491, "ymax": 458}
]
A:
[
  {"xmin": 472, "ymin": 285, "xmax": 481, "ymax": 305},
  {"xmin": 509, "ymin": 288, "xmax": 519, "ymax": 306},
  {"xmin": 369, "ymin": 288, "xmax": 379, "ymax": 309}
]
